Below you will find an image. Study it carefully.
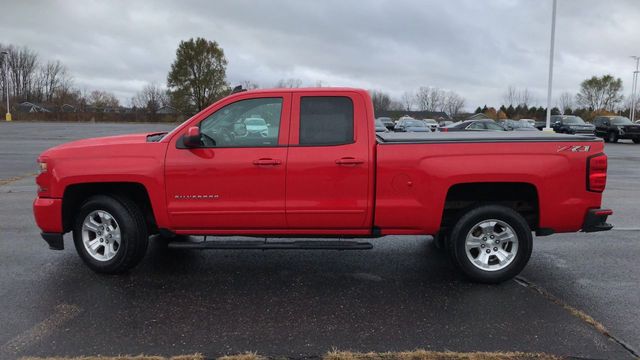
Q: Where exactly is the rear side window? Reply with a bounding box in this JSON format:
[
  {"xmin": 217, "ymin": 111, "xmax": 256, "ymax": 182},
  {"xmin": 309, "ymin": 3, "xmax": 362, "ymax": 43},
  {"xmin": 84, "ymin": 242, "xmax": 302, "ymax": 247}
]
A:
[{"xmin": 299, "ymin": 96, "xmax": 354, "ymax": 145}]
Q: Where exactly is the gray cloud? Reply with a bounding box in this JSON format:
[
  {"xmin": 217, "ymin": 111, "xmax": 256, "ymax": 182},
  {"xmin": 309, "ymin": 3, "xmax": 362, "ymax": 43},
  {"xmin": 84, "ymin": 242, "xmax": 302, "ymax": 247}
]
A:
[{"xmin": 1, "ymin": 0, "xmax": 638, "ymax": 109}]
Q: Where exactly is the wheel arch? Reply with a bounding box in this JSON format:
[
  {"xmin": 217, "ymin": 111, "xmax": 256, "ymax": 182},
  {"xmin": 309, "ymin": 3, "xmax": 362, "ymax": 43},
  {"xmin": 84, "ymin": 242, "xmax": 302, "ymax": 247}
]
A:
[
  {"xmin": 62, "ymin": 182, "xmax": 157, "ymax": 234},
  {"xmin": 440, "ymin": 182, "xmax": 539, "ymax": 232}
]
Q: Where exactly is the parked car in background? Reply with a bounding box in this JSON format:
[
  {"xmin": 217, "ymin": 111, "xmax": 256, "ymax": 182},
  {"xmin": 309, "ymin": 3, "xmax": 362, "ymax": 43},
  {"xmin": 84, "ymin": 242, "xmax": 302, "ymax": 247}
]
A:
[
  {"xmin": 377, "ymin": 117, "xmax": 395, "ymax": 130},
  {"xmin": 550, "ymin": 115, "xmax": 595, "ymax": 135},
  {"xmin": 441, "ymin": 120, "xmax": 506, "ymax": 132},
  {"xmin": 394, "ymin": 118, "xmax": 430, "ymax": 132},
  {"xmin": 375, "ymin": 118, "xmax": 389, "ymax": 133},
  {"xmin": 422, "ymin": 119, "xmax": 439, "ymax": 132},
  {"xmin": 439, "ymin": 120, "xmax": 454, "ymax": 127},
  {"xmin": 244, "ymin": 117, "xmax": 270, "ymax": 137},
  {"xmin": 534, "ymin": 120, "xmax": 547, "ymax": 130},
  {"xmin": 521, "ymin": 119, "xmax": 536, "ymax": 127},
  {"xmin": 502, "ymin": 119, "xmax": 538, "ymax": 131},
  {"xmin": 594, "ymin": 116, "xmax": 640, "ymax": 143}
]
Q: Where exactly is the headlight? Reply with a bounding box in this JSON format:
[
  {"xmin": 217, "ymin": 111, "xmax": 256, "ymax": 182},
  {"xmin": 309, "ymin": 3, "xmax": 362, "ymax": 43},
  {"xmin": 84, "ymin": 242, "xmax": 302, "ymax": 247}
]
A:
[{"xmin": 38, "ymin": 161, "xmax": 48, "ymax": 174}]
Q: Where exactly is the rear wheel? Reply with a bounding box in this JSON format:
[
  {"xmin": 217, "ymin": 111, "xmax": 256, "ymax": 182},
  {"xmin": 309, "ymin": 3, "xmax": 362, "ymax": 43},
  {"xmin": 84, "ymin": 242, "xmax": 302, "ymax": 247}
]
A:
[
  {"xmin": 608, "ymin": 131, "xmax": 618, "ymax": 143},
  {"xmin": 73, "ymin": 195, "xmax": 148, "ymax": 274},
  {"xmin": 447, "ymin": 205, "xmax": 532, "ymax": 283},
  {"xmin": 633, "ymin": 138, "xmax": 640, "ymax": 144}
]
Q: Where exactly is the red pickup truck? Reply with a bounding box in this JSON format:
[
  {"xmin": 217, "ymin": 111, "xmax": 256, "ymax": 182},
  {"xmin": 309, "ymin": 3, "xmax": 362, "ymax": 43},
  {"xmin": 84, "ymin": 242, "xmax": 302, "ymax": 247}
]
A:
[{"xmin": 34, "ymin": 88, "xmax": 612, "ymax": 283}]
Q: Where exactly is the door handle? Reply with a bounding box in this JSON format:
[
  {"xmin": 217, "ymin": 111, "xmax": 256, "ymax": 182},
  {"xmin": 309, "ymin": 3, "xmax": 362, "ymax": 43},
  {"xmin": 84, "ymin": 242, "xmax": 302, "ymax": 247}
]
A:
[
  {"xmin": 335, "ymin": 157, "xmax": 364, "ymax": 165},
  {"xmin": 253, "ymin": 158, "xmax": 282, "ymax": 166}
]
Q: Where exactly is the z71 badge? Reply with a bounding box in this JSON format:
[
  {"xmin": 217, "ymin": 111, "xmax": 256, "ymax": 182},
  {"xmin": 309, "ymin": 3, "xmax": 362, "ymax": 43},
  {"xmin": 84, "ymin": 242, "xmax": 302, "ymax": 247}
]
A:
[{"xmin": 557, "ymin": 145, "xmax": 591, "ymax": 152}]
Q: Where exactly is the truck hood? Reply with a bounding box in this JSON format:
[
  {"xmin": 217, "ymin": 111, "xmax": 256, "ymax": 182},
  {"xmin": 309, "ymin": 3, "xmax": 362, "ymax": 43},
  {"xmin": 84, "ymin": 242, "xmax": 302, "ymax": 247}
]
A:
[{"xmin": 40, "ymin": 132, "xmax": 155, "ymax": 159}]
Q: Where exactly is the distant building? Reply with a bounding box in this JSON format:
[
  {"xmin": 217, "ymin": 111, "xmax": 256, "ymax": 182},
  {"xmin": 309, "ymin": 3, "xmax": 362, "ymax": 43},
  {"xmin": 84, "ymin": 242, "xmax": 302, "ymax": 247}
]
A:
[
  {"xmin": 61, "ymin": 104, "xmax": 76, "ymax": 112},
  {"xmin": 465, "ymin": 113, "xmax": 492, "ymax": 120},
  {"xmin": 157, "ymin": 105, "xmax": 178, "ymax": 114},
  {"xmin": 16, "ymin": 101, "xmax": 51, "ymax": 113}
]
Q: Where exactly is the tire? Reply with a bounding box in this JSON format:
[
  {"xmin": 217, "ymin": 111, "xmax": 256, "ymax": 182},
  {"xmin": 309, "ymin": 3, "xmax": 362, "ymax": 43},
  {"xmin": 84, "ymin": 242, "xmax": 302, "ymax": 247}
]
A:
[
  {"xmin": 73, "ymin": 195, "xmax": 148, "ymax": 274},
  {"xmin": 633, "ymin": 138, "xmax": 640, "ymax": 144},
  {"xmin": 608, "ymin": 131, "xmax": 618, "ymax": 143},
  {"xmin": 447, "ymin": 205, "xmax": 532, "ymax": 283}
]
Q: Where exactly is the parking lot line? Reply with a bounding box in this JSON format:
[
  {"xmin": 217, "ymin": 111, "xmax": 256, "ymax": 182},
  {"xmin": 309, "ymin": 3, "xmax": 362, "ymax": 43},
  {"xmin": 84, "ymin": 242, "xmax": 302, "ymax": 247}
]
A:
[{"xmin": 1, "ymin": 303, "xmax": 81, "ymax": 356}]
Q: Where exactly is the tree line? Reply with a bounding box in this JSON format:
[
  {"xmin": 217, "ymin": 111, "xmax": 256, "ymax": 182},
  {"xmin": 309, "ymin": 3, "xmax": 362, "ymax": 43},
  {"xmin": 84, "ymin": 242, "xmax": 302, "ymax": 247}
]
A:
[
  {"xmin": 2, "ymin": 38, "xmax": 637, "ymax": 122},
  {"xmin": 476, "ymin": 75, "xmax": 635, "ymax": 122}
]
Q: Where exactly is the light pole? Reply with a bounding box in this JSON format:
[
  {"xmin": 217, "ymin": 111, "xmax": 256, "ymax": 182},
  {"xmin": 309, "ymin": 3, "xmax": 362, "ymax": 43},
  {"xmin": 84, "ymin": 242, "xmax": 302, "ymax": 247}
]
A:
[
  {"xmin": 1, "ymin": 51, "xmax": 9, "ymax": 122},
  {"xmin": 544, "ymin": 0, "xmax": 558, "ymax": 132},
  {"xmin": 631, "ymin": 56, "xmax": 639, "ymax": 122}
]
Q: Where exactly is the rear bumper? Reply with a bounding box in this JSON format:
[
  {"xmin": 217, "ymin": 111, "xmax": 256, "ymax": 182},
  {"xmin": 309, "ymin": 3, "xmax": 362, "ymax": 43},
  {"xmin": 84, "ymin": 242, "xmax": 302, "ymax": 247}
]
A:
[{"xmin": 582, "ymin": 208, "xmax": 613, "ymax": 233}]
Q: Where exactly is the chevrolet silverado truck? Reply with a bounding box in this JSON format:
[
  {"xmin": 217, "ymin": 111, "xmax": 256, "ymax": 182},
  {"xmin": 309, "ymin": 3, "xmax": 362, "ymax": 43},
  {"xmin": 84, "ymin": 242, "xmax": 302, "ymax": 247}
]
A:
[{"xmin": 34, "ymin": 88, "xmax": 613, "ymax": 283}]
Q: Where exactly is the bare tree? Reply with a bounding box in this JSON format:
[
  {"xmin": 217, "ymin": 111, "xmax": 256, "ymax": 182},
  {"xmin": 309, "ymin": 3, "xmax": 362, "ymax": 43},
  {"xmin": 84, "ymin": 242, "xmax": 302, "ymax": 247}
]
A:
[
  {"xmin": 275, "ymin": 78, "xmax": 303, "ymax": 88},
  {"xmin": 370, "ymin": 90, "xmax": 392, "ymax": 115},
  {"xmin": 415, "ymin": 86, "xmax": 445, "ymax": 112},
  {"xmin": 557, "ymin": 92, "xmax": 574, "ymax": 114},
  {"xmin": 503, "ymin": 86, "xmax": 519, "ymax": 106},
  {"xmin": 400, "ymin": 91, "xmax": 414, "ymax": 111},
  {"xmin": 88, "ymin": 90, "xmax": 119, "ymax": 109},
  {"xmin": 132, "ymin": 83, "xmax": 168, "ymax": 114},
  {"xmin": 444, "ymin": 91, "xmax": 466, "ymax": 117},
  {"xmin": 519, "ymin": 88, "xmax": 533, "ymax": 106},
  {"xmin": 240, "ymin": 80, "xmax": 259, "ymax": 90},
  {"xmin": 6, "ymin": 45, "xmax": 39, "ymax": 100},
  {"xmin": 503, "ymin": 86, "xmax": 533, "ymax": 106}
]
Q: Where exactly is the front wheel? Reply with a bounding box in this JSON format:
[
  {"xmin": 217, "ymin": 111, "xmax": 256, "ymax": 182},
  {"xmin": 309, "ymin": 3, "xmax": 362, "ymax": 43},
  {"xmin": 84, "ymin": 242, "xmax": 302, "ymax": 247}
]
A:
[
  {"xmin": 73, "ymin": 195, "xmax": 149, "ymax": 274},
  {"xmin": 608, "ymin": 132, "xmax": 618, "ymax": 143},
  {"xmin": 633, "ymin": 138, "xmax": 640, "ymax": 144},
  {"xmin": 448, "ymin": 205, "xmax": 532, "ymax": 283}
]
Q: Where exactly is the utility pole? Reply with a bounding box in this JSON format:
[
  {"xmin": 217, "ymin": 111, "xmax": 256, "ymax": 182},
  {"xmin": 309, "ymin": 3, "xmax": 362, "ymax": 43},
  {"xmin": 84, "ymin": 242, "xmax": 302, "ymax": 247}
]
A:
[
  {"xmin": 1, "ymin": 51, "xmax": 9, "ymax": 122},
  {"xmin": 631, "ymin": 56, "xmax": 640, "ymax": 122},
  {"xmin": 544, "ymin": 0, "xmax": 557, "ymax": 132}
]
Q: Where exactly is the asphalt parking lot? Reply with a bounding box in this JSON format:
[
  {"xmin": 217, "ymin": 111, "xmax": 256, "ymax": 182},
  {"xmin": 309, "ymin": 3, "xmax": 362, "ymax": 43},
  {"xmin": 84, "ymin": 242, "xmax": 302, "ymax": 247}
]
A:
[{"xmin": 0, "ymin": 122, "xmax": 638, "ymax": 359}]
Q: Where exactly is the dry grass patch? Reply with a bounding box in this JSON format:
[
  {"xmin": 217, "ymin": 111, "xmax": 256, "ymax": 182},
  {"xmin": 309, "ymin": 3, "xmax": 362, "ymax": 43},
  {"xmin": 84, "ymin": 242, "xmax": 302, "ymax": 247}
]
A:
[
  {"xmin": 324, "ymin": 350, "xmax": 561, "ymax": 360},
  {"xmin": 20, "ymin": 355, "xmax": 203, "ymax": 360},
  {"xmin": 217, "ymin": 352, "xmax": 266, "ymax": 360}
]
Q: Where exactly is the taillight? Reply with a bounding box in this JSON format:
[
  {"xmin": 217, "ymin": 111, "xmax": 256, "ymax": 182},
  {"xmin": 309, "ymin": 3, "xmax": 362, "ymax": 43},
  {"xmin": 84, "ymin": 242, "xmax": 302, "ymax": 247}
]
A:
[
  {"xmin": 441, "ymin": 128, "xmax": 448, "ymax": 132},
  {"xmin": 587, "ymin": 153, "xmax": 607, "ymax": 192}
]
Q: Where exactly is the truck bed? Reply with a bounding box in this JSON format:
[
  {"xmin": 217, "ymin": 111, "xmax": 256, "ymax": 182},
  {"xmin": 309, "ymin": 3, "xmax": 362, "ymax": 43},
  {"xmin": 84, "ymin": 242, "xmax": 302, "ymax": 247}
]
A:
[{"xmin": 376, "ymin": 131, "xmax": 600, "ymax": 144}]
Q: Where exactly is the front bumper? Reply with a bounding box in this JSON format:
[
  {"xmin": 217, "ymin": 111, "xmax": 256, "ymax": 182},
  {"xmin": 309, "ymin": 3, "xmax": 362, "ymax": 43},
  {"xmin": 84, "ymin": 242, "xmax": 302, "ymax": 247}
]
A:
[
  {"xmin": 41, "ymin": 232, "xmax": 64, "ymax": 250},
  {"xmin": 582, "ymin": 208, "xmax": 613, "ymax": 233}
]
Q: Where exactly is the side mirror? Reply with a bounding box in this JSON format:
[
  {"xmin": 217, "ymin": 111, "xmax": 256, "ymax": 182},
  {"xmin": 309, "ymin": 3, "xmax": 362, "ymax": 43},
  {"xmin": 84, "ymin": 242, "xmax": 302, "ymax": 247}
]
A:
[{"xmin": 183, "ymin": 126, "xmax": 202, "ymax": 148}]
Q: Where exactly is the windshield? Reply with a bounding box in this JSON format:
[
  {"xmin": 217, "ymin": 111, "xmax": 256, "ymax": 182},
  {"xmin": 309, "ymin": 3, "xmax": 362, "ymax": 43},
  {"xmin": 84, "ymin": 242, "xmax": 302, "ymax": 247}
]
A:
[
  {"xmin": 611, "ymin": 117, "xmax": 633, "ymax": 125},
  {"xmin": 561, "ymin": 116, "xmax": 586, "ymax": 124},
  {"xmin": 403, "ymin": 120, "xmax": 425, "ymax": 127},
  {"xmin": 423, "ymin": 119, "xmax": 437, "ymax": 124},
  {"xmin": 375, "ymin": 119, "xmax": 385, "ymax": 127}
]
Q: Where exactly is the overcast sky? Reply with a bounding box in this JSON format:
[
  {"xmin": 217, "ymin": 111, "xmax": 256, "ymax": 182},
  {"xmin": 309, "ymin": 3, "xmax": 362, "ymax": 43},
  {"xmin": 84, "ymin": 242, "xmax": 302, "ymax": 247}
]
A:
[{"xmin": 1, "ymin": 0, "xmax": 638, "ymax": 110}]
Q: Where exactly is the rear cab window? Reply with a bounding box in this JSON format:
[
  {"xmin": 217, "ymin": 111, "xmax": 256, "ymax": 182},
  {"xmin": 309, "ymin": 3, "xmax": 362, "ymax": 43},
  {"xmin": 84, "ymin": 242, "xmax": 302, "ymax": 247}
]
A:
[{"xmin": 299, "ymin": 96, "xmax": 354, "ymax": 145}]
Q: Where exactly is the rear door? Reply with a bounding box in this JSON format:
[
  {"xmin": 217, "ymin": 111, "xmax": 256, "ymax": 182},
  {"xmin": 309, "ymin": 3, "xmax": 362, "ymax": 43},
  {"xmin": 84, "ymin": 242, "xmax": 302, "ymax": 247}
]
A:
[{"xmin": 285, "ymin": 92, "xmax": 373, "ymax": 230}]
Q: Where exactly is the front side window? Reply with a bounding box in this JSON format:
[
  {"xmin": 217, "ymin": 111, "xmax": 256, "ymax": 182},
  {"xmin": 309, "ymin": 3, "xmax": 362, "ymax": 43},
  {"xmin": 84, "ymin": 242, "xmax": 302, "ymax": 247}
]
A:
[
  {"xmin": 199, "ymin": 98, "xmax": 282, "ymax": 147},
  {"xmin": 299, "ymin": 96, "xmax": 354, "ymax": 145}
]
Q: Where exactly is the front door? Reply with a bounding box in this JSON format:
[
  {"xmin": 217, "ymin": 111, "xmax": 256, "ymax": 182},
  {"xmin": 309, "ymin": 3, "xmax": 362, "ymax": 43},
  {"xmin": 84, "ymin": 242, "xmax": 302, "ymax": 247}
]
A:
[
  {"xmin": 285, "ymin": 92, "xmax": 373, "ymax": 230},
  {"xmin": 165, "ymin": 93, "xmax": 291, "ymax": 230}
]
